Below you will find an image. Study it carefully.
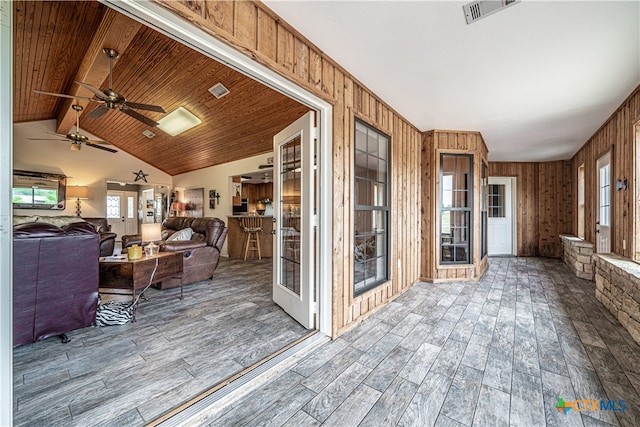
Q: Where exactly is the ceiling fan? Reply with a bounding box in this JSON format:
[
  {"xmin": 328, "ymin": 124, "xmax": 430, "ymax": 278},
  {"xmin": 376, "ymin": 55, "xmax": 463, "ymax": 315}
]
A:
[
  {"xmin": 29, "ymin": 105, "xmax": 118, "ymax": 153},
  {"xmin": 34, "ymin": 48, "xmax": 165, "ymax": 127}
]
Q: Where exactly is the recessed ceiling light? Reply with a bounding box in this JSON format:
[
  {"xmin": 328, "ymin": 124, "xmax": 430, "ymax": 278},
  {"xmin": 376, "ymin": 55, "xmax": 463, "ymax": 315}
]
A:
[{"xmin": 157, "ymin": 107, "xmax": 201, "ymax": 136}]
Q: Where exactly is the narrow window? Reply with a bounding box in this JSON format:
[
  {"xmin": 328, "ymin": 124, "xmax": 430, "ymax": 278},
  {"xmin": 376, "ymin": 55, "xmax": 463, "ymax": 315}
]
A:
[
  {"xmin": 577, "ymin": 164, "xmax": 585, "ymax": 239},
  {"xmin": 440, "ymin": 154, "xmax": 473, "ymax": 264},
  {"xmin": 354, "ymin": 120, "xmax": 390, "ymax": 296}
]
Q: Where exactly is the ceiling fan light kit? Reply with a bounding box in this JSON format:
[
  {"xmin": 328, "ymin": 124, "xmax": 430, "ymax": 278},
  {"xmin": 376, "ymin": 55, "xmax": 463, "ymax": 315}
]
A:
[
  {"xmin": 28, "ymin": 104, "xmax": 118, "ymax": 153},
  {"xmin": 34, "ymin": 48, "xmax": 166, "ymax": 128}
]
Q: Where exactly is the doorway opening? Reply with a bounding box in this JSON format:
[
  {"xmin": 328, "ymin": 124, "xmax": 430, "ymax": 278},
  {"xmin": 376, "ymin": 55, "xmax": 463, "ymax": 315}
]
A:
[
  {"xmin": 10, "ymin": 1, "xmax": 333, "ymax": 425},
  {"xmin": 487, "ymin": 177, "xmax": 516, "ymax": 256}
]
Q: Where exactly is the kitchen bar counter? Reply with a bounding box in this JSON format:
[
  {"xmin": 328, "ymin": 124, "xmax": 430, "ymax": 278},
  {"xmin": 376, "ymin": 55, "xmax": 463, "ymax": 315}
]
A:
[{"xmin": 227, "ymin": 215, "xmax": 273, "ymax": 258}]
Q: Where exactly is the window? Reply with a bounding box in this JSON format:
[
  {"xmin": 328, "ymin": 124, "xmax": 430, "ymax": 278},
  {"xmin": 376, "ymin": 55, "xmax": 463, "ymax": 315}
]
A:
[
  {"xmin": 577, "ymin": 164, "xmax": 585, "ymax": 238},
  {"xmin": 354, "ymin": 120, "xmax": 389, "ymax": 296},
  {"xmin": 488, "ymin": 184, "xmax": 505, "ymax": 218},
  {"xmin": 441, "ymin": 154, "xmax": 472, "ymax": 264}
]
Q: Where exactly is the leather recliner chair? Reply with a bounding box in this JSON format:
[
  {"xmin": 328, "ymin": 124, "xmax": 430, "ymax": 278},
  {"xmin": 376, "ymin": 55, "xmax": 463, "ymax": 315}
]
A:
[
  {"xmin": 13, "ymin": 221, "xmax": 99, "ymax": 347},
  {"xmin": 84, "ymin": 217, "xmax": 117, "ymax": 257},
  {"xmin": 122, "ymin": 217, "xmax": 228, "ymax": 288}
]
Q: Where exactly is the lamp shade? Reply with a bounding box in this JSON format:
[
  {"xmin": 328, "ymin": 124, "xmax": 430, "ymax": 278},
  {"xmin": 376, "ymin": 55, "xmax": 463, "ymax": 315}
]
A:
[
  {"xmin": 66, "ymin": 185, "xmax": 89, "ymax": 199},
  {"xmin": 141, "ymin": 223, "xmax": 162, "ymax": 243}
]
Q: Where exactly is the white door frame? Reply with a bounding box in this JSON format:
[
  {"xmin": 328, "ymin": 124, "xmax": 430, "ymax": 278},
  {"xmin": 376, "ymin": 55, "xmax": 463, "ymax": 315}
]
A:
[
  {"xmin": 106, "ymin": 190, "xmax": 139, "ymax": 241},
  {"xmin": 273, "ymin": 112, "xmax": 316, "ymax": 329},
  {"xmin": 102, "ymin": 0, "xmax": 333, "ymax": 335},
  {"xmin": 597, "ymin": 151, "xmax": 612, "ymax": 253},
  {"xmin": 488, "ymin": 176, "xmax": 517, "ymax": 256},
  {"xmin": 0, "ymin": 1, "xmax": 14, "ymax": 424},
  {"xmin": 487, "ymin": 176, "xmax": 517, "ymax": 256}
]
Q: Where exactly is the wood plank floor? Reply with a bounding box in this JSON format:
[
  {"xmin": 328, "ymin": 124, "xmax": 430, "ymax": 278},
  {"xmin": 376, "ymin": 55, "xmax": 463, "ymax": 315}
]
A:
[
  {"xmin": 12, "ymin": 257, "xmax": 309, "ymax": 426},
  {"xmin": 194, "ymin": 257, "xmax": 640, "ymax": 427}
]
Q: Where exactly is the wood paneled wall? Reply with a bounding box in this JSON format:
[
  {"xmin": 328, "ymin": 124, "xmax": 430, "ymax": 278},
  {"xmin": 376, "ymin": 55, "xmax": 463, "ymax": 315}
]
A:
[
  {"xmin": 488, "ymin": 161, "xmax": 573, "ymax": 257},
  {"xmin": 156, "ymin": 1, "xmax": 422, "ymax": 337},
  {"xmin": 421, "ymin": 130, "xmax": 489, "ymax": 281},
  {"xmin": 571, "ymin": 85, "xmax": 640, "ymax": 258}
]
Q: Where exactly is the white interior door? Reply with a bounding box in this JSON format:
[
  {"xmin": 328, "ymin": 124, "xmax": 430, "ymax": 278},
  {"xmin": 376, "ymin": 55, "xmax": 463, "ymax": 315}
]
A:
[
  {"xmin": 597, "ymin": 151, "xmax": 611, "ymax": 253},
  {"xmin": 106, "ymin": 190, "xmax": 138, "ymax": 241},
  {"xmin": 488, "ymin": 177, "xmax": 513, "ymax": 255},
  {"xmin": 273, "ymin": 111, "xmax": 315, "ymax": 329}
]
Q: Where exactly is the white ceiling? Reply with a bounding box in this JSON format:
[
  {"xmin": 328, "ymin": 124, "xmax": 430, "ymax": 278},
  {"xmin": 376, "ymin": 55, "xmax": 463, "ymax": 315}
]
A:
[{"xmin": 263, "ymin": 0, "xmax": 640, "ymax": 162}]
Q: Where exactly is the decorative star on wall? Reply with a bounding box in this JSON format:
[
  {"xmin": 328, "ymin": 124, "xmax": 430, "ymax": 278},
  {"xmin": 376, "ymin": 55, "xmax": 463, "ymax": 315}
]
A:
[{"xmin": 133, "ymin": 170, "xmax": 149, "ymax": 183}]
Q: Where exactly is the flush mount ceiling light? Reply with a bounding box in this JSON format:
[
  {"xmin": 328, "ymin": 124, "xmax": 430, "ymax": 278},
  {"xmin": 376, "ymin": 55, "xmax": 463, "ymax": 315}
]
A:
[{"xmin": 157, "ymin": 107, "xmax": 201, "ymax": 136}]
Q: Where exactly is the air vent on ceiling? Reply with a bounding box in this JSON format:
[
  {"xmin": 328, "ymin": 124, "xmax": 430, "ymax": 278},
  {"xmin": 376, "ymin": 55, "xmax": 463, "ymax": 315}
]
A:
[
  {"xmin": 208, "ymin": 82, "xmax": 230, "ymax": 99},
  {"xmin": 142, "ymin": 129, "xmax": 155, "ymax": 138},
  {"xmin": 463, "ymin": 0, "xmax": 520, "ymax": 24}
]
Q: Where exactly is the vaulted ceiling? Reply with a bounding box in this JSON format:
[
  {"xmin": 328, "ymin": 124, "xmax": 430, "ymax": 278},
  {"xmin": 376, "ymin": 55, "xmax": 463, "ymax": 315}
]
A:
[{"xmin": 13, "ymin": 1, "xmax": 310, "ymax": 176}]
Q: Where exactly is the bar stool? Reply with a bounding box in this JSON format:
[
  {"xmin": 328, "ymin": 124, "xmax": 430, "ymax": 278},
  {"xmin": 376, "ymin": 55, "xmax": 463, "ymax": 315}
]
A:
[{"xmin": 241, "ymin": 212, "xmax": 262, "ymax": 260}]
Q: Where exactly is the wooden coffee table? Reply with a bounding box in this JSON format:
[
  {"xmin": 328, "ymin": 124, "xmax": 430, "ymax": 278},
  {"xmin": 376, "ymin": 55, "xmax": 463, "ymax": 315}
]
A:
[{"xmin": 99, "ymin": 252, "xmax": 184, "ymax": 320}]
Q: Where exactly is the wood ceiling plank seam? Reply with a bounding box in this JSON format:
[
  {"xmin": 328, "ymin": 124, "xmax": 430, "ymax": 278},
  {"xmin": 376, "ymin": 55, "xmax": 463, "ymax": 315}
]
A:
[
  {"xmin": 22, "ymin": 1, "xmax": 45, "ymax": 123},
  {"xmin": 12, "ymin": 1, "xmax": 29, "ymax": 121}
]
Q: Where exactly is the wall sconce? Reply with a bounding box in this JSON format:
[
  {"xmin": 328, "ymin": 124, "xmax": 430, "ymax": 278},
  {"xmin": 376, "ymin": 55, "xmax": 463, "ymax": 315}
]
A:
[
  {"xmin": 66, "ymin": 185, "xmax": 89, "ymax": 216},
  {"xmin": 616, "ymin": 178, "xmax": 628, "ymax": 191}
]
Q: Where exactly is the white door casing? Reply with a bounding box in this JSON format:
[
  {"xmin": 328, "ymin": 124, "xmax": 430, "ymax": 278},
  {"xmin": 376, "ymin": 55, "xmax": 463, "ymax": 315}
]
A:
[
  {"xmin": 106, "ymin": 190, "xmax": 138, "ymax": 242},
  {"xmin": 488, "ymin": 177, "xmax": 514, "ymax": 255},
  {"xmin": 273, "ymin": 111, "xmax": 316, "ymax": 329},
  {"xmin": 597, "ymin": 151, "xmax": 612, "ymax": 253}
]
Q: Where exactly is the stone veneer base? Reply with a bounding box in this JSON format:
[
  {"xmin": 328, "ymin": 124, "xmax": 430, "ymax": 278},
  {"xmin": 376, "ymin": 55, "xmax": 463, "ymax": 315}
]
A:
[
  {"xmin": 593, "ymin": 253, "xmax": 640, "ymax": 346},
  {"xmin": 560, "ymin": 234, "xmax": 594, "ymax": 281}
]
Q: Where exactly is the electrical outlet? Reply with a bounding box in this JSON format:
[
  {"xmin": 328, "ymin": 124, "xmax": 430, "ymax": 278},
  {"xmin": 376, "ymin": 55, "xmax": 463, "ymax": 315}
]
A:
[{"xmin": 623, "ymin": 239, "xmax": 626, "ymax": 250}]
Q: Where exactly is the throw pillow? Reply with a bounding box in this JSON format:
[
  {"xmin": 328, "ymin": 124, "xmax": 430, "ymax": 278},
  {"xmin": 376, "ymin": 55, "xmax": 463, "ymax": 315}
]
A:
[{"xmin": 166, "ymin": 227, "xmax": 193, "ymax": 241}]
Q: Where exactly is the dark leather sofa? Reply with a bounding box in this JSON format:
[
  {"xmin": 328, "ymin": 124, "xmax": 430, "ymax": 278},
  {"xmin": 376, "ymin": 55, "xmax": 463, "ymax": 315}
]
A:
[
  {"xmin": 84, "ymin": 217, "xmax": 117, "ymax": 257},
  {"xmin": 13, "ymin": 215, "xmax": 116, "ymax": 257},
  {"xmin": 122, "ymin": 217, "xmax": 228, "ymax": 288},
  {"xmin": 13, "ymin": 221, "xmax": 99, "ymax": 347}
]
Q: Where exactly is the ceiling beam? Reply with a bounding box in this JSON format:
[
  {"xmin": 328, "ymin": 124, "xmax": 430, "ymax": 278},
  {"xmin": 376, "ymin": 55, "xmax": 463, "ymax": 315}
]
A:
[{"xmin": 56, "ymin": 8, "xmax": 142, "ymax": 134}]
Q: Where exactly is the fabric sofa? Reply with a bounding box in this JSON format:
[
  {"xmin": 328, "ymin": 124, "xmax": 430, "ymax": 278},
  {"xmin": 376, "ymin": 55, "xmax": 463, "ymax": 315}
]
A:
[
  {"xmin": 13, "ymin": 221, "xmax": 99, "ymax": 347},
  {"xmin": 122, "ymin": 217, "xmax": 228, "ymax": 288},
  {"xmin": 13, "ymin": 215, "xmax": 116, "ymax": 256}
]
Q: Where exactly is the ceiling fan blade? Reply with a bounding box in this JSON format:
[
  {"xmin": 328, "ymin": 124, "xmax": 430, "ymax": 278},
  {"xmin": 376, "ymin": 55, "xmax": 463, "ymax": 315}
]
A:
[
  {"xmin": 125, "ymin": 101, "xmax": 165, "ymax": 113},
  {"xmin": 87, "ymin": 139, "xmax": 113, "ymax": 145},
  {"xmin": 75, "ymin": 81, "xmax": 109, "ymax": 101},
  {"xmin": 121, "ymin": 107, "xmax": 159, "ymax": 127},
  {"xmin": 28, "ymin": 138, "xmax": 65, "ymax": 141},
  {"xmin": 86, "ymin": 104, "xmax": 110, "ymax": 119},
  {"xmin": 33, "ymin": 89, "xmax": 96, "ymax": 103},
  {"xmin": 86, "ymin": 142, "xmax": 118, "ymax": 153},
  {"xmin": 258, "ymin": 164, "xmax": 274, "ymax": 169}
]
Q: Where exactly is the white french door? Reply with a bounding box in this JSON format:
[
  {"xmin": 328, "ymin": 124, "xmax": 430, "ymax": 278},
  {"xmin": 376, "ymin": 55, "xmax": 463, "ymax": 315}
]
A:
[
  {"xmin": 597, "ymin": 151, "xmax": 611, "ymax": 253},
  {"xmin": 487, "ymin": 177, "xmax": 514, "ymax": 255},
  {"xmin": 106, "ymin": 190, "xmax": 138, "ymax": 241},
  {"xmin": 273, "ymin": 111, "xmax": 316, "ymax": 329}
]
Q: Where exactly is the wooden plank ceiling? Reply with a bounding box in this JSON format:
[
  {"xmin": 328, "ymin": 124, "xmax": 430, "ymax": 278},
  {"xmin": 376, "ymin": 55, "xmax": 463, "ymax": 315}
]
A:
[{"xmin": 13, "ymin": 1, "xmax": 310, "ymax": 176}]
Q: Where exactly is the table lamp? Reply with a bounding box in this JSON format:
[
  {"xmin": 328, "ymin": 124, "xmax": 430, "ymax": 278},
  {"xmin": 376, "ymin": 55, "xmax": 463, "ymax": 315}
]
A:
[
  {"xmin": 141, "ymin": 223, "xmax": 162, "ymax": 256},
  {"xmin": 66, "ymin": 185, "xmax": 89, "ymax": 217}
]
